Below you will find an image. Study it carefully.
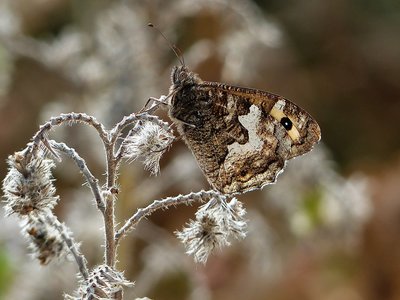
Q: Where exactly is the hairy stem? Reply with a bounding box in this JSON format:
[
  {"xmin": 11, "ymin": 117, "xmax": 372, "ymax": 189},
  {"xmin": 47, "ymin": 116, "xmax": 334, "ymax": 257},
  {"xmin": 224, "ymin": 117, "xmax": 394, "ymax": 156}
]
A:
[
  {"xmin": 103, "ymin": 111, "xmax": 174, "ymax": 267},
  {"xmin": 45, "ymin": 214, "xmax": 89, "ymax": 280},
  {"xmin": 30, "ymin": 113, "xmax": 108, "ymax": 156},
  {"xmin": 114, "ymin": 190, "xmax": 225, "ymax": 246},
  {"xmin": 104, "ymin": 140, "xmax": 117, "ymax": 267},
  {"xmin": 49, "ymin": 141, "xmax": 105, "ymax": 213}
]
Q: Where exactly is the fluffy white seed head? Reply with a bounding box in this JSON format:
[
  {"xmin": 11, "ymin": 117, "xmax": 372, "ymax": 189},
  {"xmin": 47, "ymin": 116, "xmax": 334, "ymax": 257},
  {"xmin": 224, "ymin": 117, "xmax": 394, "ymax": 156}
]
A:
[
  {"xmin": 124, "ymin": 122, "xmax": 174, "ymax": 175},
  {"xmin": 2, "ymin": 150, "xmax": 59, "ymax": 217},
  {"xmin": 176, "ymin": 197, "xmax": 247, "ymax": 263}
]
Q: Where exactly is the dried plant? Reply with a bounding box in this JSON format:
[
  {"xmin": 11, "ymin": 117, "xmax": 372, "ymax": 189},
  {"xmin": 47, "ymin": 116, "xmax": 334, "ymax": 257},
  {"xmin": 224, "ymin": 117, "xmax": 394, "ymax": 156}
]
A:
[
  {"xmin": 0, "ymin": 1, "xmax": 375, "ymax": 299},
  {"xmin": 2, "ymin": 103, "xmax": 248, "ymax": 299}
]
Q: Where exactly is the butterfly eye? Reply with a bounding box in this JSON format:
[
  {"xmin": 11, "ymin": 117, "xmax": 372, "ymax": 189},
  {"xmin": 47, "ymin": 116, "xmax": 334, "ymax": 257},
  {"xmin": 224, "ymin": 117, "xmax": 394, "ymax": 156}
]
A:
[{"xmin": 280, "ymin": 117, "xmax": 293, "ymax": 130}]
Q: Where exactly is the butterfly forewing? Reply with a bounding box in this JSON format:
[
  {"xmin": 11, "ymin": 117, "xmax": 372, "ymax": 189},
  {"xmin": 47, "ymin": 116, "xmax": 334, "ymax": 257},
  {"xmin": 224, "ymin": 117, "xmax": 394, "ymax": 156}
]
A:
[
  {"xmin": 202, "ymin": 82, "xmax": 322, "ymax": 156},
  {"xmin": 168, "ymin": 66, "xmax": 321, "ymax": 194}
]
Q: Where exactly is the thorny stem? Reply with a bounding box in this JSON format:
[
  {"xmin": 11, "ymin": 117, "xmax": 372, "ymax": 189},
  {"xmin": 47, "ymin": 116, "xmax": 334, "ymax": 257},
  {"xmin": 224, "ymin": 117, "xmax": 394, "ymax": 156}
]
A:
[
  {"xmin": 45, "ymin": 214, "xmax": 89, "ymax": 280},
  {"xmin": 49, "ymin": 141, "xmax": 105, "ymax": 213},
  {"xmin": 114, "ymin": 190, "xmax": 226, "ymax": 246}
]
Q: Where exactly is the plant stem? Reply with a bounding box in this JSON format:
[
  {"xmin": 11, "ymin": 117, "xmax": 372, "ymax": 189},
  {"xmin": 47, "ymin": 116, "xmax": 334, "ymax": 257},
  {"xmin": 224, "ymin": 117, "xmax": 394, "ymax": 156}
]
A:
[
  {"xmin": 30, "ymin": 113, "xmax": 108, "ymax": 156},
  {"xmin": 46, "ymin": 214, "xmax": 89, "ymax": 280},
  {"xmin": 104, "ymin": 140, "xmax": 117, "ymax": 267},
  {"xmin": 114, "ymin": 190, "xmax": 224, "ymax": 246},
  {"xmin": 49, "ymin": 141, "xmax": 105, "ymax": 213}
]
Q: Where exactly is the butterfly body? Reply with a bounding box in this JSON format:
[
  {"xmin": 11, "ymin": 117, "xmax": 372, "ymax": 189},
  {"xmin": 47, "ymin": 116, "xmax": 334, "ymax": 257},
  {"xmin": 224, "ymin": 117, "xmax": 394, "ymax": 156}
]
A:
[{"xmin": 168, "ymin": 66, "xmax": 321, "ymax": 194}]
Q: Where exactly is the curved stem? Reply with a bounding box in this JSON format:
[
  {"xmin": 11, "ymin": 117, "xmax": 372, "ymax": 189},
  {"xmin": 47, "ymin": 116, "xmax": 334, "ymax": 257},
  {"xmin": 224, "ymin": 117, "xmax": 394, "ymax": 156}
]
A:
[
  {"xmin": 30, "ymin": 113, "xmax": 108, "ymax": 156},
  {"xmin": 114, "ymin": 190, "xmax": 224, "ymax": 247},
  {"xmin": 49, "ymin": 141, "xmax": 105, "ymax": 213},
  {"xmin": 45, "ymin": 214, "xmax": 89, "ymax": 281}
]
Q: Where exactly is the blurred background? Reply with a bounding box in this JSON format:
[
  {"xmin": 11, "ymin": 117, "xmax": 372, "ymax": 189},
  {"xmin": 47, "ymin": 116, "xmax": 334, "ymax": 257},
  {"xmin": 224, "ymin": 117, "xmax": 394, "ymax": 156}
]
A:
[{"xmin": 0, "ymin": 0, "xmax": 399, "ymax": 299}]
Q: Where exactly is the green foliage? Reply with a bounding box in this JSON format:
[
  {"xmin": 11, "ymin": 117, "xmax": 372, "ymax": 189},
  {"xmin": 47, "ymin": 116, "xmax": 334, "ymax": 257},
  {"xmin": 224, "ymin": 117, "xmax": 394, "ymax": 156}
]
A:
[
  {"xmin": 302, "ymin": 188, "xmax": 324, "ymax": 228},
  {"xmin": 0, "ymin": 247, "xmax": 13, "ymax": 300}
]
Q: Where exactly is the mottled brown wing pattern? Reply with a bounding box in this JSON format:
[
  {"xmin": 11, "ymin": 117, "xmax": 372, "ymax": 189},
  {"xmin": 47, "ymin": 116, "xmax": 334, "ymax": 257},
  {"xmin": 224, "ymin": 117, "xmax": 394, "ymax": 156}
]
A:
[{"xmin": 168, "ymin": 66, "xmax": 321, "ymax": 194}]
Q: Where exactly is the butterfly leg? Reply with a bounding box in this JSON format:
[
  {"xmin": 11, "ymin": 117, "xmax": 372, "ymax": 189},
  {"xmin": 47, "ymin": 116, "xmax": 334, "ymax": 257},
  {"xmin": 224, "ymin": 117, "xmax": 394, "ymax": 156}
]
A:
[
  {"xmin": 172, "ymin": 117, "xmax": 196, "ymax": 128},
  {"xmin": 139, "ymin": 96, "xmax": 169, "ymax": 113}
]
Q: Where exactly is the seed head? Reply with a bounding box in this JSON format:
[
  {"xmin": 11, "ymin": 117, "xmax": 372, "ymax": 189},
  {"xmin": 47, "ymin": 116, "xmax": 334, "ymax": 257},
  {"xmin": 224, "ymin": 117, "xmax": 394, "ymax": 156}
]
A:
[
  {"xmin": 2, "ymin": 150, "xmax": 59, "ymax": 217},
  {"xmin": 66, "ymin": 265, "xmax": 134, "ymax": 300},
  {"xmin": 176, "ymin": 197, "xmax": 247, "ymax": 263},
  {"xmin": 124, "ymin": 122, "xmax": 174, "ymax": 175},
  {"xmin": 24, "ymin": 215, "xmax": 67, "ymax": 265}
]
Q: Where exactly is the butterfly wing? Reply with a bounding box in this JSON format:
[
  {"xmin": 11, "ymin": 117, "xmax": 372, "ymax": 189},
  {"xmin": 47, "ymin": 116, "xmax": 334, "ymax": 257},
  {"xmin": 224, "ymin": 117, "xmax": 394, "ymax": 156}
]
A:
[{"xmin": 169, "ymin": 79, "xmax": 321, "ymax": 194}]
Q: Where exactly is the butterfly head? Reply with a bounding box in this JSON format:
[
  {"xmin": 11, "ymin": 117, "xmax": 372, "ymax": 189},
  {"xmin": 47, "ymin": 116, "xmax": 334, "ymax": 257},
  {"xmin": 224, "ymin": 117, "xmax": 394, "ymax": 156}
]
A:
[{"xmin": 171, "ymin": 66, "xmax": 203, "ymax": 89}]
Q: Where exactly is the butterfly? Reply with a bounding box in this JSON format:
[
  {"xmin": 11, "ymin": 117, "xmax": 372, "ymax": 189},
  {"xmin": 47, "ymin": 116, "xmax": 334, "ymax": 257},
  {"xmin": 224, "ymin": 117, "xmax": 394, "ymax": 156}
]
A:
[{"xmin": 166, "ymin": 64, "xmax": 321, "ymax": 195}]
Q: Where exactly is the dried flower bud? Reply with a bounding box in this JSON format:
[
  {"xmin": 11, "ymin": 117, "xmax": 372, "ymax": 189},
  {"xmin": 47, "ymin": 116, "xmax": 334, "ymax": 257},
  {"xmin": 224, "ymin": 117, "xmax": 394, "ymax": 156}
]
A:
[
  {"xmin": 224, "ymin": 198, "xmax": 247, "ymax": 240},
  {"xmin": 2, "ymin": 150, "xmax": 59, "ymax": 217},
  {"xmin": 24, "ymin": 215, "xmax": 67, "ymax": 265},
  {"xmin": 66, "ymin": 265, "xmax": 134, "ymax": 300},
  {"xmin": 176, "ymin": 197, "xmax": 247, "ymax": 263},
  {"xmin": 123, "ymin": 121, "xmax": 174, "ymax": 174}
]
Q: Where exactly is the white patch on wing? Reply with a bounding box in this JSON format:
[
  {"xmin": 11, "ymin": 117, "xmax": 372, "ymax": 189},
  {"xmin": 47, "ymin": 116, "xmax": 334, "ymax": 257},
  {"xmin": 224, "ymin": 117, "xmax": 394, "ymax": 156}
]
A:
[
  {"xmin": 224, "ymin": 105, "xmax": 263, "ymax": 169},
  {"xmin": 274, "ymin": 99, "xmax": 286, "ymax": 110},
  {"xmin": 298, "ymin": 115, "xmax": 306, "ymax": 129}
]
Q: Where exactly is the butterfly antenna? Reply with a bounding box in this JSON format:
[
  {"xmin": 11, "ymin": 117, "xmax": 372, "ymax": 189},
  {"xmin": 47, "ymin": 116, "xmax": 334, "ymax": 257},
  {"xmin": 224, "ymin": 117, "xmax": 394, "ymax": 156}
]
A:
[{"xmin": 147, "ymin": 23, "xmax": 185, "ymax": 66}]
